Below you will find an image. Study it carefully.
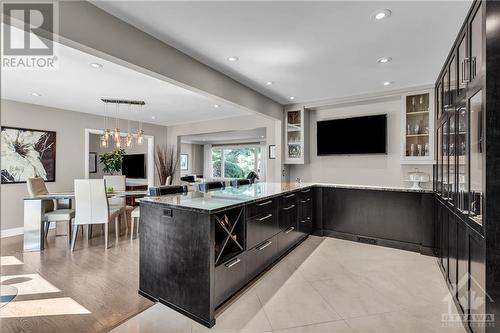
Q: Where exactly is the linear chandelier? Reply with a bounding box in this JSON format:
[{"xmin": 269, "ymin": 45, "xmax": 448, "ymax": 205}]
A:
[{"xmin": 100, "ymin": 98, "xmax": 146, "ymax": 148}]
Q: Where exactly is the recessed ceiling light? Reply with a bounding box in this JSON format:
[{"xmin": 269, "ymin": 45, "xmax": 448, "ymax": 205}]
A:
[
  {"xmin": 377, "ymin": 57, "xmax": 392, "ymax": 64},
  {"xmin": 151, "ymin": 116, "xmax": 156, "ymax": 120},
  {"xmin": 260, "ymin": 135, "xmax": 265, "ymax": 138},
  {"xmin": 289, "ymin": 96, "xmax": 295, "ymax": 100},
  {"xmin": 227, "ymin": 56, "xmax": 239, "ymax": 62},
  {"xmin": 89, "ymin": 62, "xmax": 103, "ymax": 69},
  {"xmin": 383, "ymin": 81, "xmax": 393, "ymax": 86},
  {"xmin": 214, "ymin": 104, "xmax": 220, "ymax": 108},
  {"xmin": 31, "ymin": 92, "xmax": 42, "ymax": 97},
  {"xmin": 266, "ymin": 81, "xmax": 274, "ymax": 86},
  {"xmin": 372, "ymin": 9, "xmax": 392, "ymax": 21}
]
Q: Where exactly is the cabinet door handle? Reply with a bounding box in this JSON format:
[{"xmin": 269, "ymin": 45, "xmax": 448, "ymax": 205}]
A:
[
  {"xmin": 225, "ymin": 258, "xmax": 241, "ymax": 268},
  {"xmin": 285, "ymin": 226, "xmax": 295, "ymax": 234},
  {"xmin": 300, "ymin": 217, "xmax": 311, "ymax": 223},
  {"xmin": 301, "ymin": 189, "xmax": 311, "ymax": 193},
  {"xmin": 257, "ymin": 241, "xmax": 272, "ymax": 251},
  {"xmin": 257, "ymin": 213, "xmax": 273, "ymax": 222},
  {"xmin": 461, "ymin": 60, "xmax": 464, "ymax": 83},
  {"xmin": 472, "ymin": 56, "xmax": 477, "ymax": 79},
  {"xmin": 283, "ymin": 204, "xmax": 295, "ymax": 211},
  {"xmin": 301, "ymin": 198, "xmax": 311, "ymax": 203},
  {"xmin": 283, "ymin": 193, "xmax": 296, "ymax": 198},
  {"xmin": 257, "ymin": 200, "xmax": 272, "ymax": 207},
  {"xmin": 464, "ymin": 58, "xmax": 470, "ymax": 82}
]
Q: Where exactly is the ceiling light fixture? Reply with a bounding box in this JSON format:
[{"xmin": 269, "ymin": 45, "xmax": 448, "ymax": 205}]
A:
[
  {"xmin": 89, "ymin": 62, "xmax": 103, "ymax": 69},
  {"xmin": 289, "ymin": 96, "xmax": 295, "ymax": 100},
  {"xmin": 31, "ymin": 92, "xmax": 42, "ymax": 97},
  {"xmin": 377, "ymin": 57, "xmax": 392, "ymax": 64},
  {"xmin": 383, "ymin": 81, "xmax": 393, "ymax": 86},
  {"xmin": 151, "ymin": 116, "xmax": 156, "ymax": 120},
  {"xmin": 266, "ymin": 81, "xmax": 274, "ymax": 86},
  {"xmin": 227, "ymin": 56, "xmax": 239, "ymax": 62},
  {"xmin": 214, "ymin": 104, "xmax": 220, "ymax": 108},
  {"xmin": 372, "ymin": 9, "xmax": 392, "ymax": 21}
]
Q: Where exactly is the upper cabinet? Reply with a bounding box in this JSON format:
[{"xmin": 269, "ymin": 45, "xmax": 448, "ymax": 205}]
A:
[
  {"xmin": 284, "ymin": 107, "xmax": 309, "ymax": 164},
  {"xmin": 401, "ymin": 89, "xmax": 435, "ymax": 164},
  {"xmin": 469, "ymin": 3, "xmax": 483, "ymax": 82}
]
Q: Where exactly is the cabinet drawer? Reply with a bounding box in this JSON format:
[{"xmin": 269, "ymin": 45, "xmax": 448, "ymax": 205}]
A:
[
  {"xmin": 280, "ymin": 192, "xmax": 298, "ymax": 207},
  {"xmin": 247, "ymin": 198, "xmax": 277, "ymax": 219},
  {"xmin": 277, "ymin": 226, "xmax": 302, "ymax": 255},
  {"xmin": 214, "ymin": 253, "xmax": 247, "ymax": 307},
  {"xmin": 247, "ymin": 235, "xmax": 278, "ymax": 280},
  {"xmin": 299, "ymin": 216, "xmax": 312, "ymax": 234},
  {"xmin": 298, "ymin": 188, "xmax": 313, "ymax": 201},
  {"xmin": 280, "ymin": 202, "xmax": 297, "ymax": 230},
  {"xmin": 247, "ymin": 212, "xmax": 279, "ymax": 248}
]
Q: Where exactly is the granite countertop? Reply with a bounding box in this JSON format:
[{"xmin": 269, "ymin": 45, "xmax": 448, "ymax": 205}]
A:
[{"xmin": 140, "ymin": 182, "xmax": 433, "ymax": 213}]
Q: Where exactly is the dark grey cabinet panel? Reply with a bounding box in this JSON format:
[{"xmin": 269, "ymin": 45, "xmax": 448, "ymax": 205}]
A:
[
  {"xmin": 247, "ymin": 210, "xmax": 279, "ymax": 249},
  {"xmin": 448, "ymin": 215, "xmax": 458, "ymax": 290},
  {"xmin": 214, "ymin": 253, "xmax": 248, "ymax": 307},
  {"xmin": 322, "ymin": 188, "xmax": 432, "ymax": 246},
  {"xmin": 246, "ymin": 235, "xmax": 278, "ymax": 280},
  {"xmin": 246, "ymin": 197, "xmax": 276, "ymax": 219},
  {"xmin": 277, "ymin": 226, "xmax": 302, "ymax": 255},
  {"xmin": 280, "ymin": 199, "xmax": 298, "ymax": 230}
]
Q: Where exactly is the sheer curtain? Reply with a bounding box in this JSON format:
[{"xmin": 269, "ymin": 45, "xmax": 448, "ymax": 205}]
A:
[{"xmin": 203, "ymin": 144, "xmax": 212, "ymax": 181}]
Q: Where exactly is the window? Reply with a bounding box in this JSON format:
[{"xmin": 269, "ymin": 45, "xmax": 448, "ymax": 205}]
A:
[{"xmin": 211, "ymin": 146, "xmax": 261, "ymax": 179}]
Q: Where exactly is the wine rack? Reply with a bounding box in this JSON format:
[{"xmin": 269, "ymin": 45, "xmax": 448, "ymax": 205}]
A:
[{"xmin": 214, "ymin": 207, "xmax": 245, "ymax": 266}]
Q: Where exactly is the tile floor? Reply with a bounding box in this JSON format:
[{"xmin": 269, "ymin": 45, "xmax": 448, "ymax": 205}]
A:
[{"xmin": 111, "ymin": 236, "xmax": 466, "ymax": 333}]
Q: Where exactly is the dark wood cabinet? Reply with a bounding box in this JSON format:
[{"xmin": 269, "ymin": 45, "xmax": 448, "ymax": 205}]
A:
[
  {"xmin": 246, "ymin": 235, "xmax": 278, "ymax": 281},
  {"xmin": 246, "ymin": 199, "xmax": 279, "ymax": 249},
  {"xmin": 457, "ymin": 31, "xmax": 467, "ymax": 98},
  {"xmin": 280, "ymin": 194, "xmax": 298, "ymax": 230},
  {"xmin": 469, "ymin": 3, "xmax": 483, "ymax": 82},
  {"xmin": 215, "ymin": 253, "xmax": 248, "ymax": 307}
]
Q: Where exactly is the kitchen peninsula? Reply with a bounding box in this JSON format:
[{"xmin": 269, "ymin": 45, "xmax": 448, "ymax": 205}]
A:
[{"xmin": 138, "ymin": 182, "xmax": 434, "ymax": 327}]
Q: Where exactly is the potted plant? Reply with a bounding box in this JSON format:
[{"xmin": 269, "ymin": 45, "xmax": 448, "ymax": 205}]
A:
[
  {"xmin": 99, "ymin": 148, "xmax": 125, "ymax": 175},
  {"xmin": 155, "ymin": 144, "xmax": 178, "ymax": 185}
]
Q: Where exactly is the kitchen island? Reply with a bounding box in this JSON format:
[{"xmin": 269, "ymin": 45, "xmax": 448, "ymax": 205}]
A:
[{"xmin": 138, "ymin": 182, "xmax": 433, "ymax": 327}]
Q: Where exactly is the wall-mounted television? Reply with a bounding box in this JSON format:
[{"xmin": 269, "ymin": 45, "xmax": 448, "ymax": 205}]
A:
[
  {"xmin": 122, "ymin": 154, "xmax": 146, "ymax": 178},
  {"xmin": 317, "ymin": 114, "xmax": 387, "ymax": 155}
]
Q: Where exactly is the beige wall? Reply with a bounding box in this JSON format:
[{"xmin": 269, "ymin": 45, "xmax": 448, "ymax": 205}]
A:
[
  {"xmin": 167, "ymin": 115, "xmax": 283, "ymax": 183},
  {"xmin": 180, "ymin": 143, "xmax": 204, "ymax": 176},
  {"xmin": 289, "ymin": 97, "xmax": 433, "ymax": 188},
  {"xmin": 0, "ymin": 99, "xmax": 168, "ymax": 232}
]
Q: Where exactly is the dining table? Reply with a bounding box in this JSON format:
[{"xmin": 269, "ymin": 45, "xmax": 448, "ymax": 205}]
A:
[{"xmin": 23, "ymin": 190, "xmax": 148, "ymax": 252}]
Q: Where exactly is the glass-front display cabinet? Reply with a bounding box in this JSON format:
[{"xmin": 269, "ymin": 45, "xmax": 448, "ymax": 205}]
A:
[
  {"xmin": 284, "ymin": 107, "xmax": 308, "ymax": 164},
  {"xmin": 402, "ymin": 90, "xmax": 434, "ymax": 164},
  {"xmin": 469, "ymin": 90, "xmax": 483, "ymax": 224}
]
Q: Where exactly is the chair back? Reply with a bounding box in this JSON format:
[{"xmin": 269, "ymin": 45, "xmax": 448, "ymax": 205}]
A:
[
  {"xmin": 180, "ymin": 175, "xmax": 196, "ymax": 183},
  {"xmin": 149, "ymin": 185, "xmax": 188, "ymax": 196},
  {"xmin": 74, "ymin": 179, "xmax": 109, "ymax": 225},
  {"xmin": 103, "ymin": 175, "xmax": 126, "ymax": 206},
  {"xmin": 198, "ymin": 181, "xmax": 225, "ymax": 192},
  {"xmin": 231, "ymin": 179, "xmax": 251, "ymax": 187},
  {"xmin": 27, "ymin": 177, "xmax": 54, "ymax": 211}
]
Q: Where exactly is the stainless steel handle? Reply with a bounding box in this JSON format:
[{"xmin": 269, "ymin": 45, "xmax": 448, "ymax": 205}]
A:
[
  {"xmin": 472, "ymin": 56, "xmax": 477, "ymax": 79},
  {"xmin": 257, "ymin": 241, "xmax": 273, "ymax": 251},
  {"xmin": 301, "ymin": 189, "xmax": 311, "ymax": 193},
  {"xmin": 283, "ymin": 193, "xmax": 295, "ymax": 198},
  {"xmin": 301, "ymin": 198, "xmax": 311, "ymax": 203},
  {"xmin": 464, "ymin": 58, "xmax": 470, "ymax": 82},
  {"xmin": 283, "ymin": 204, "xmax": 295, "ymax": 211},
  {"xmin": 256, "ymin": 200, "xmax": 273, "ymax": 207},
  {"xmin": 285, "ymin": 227, "xmax": 295, "ymax": 234},
  {"xmin": 300, "ymin": 217, "xmax": 311, "ymax": 223},
  {"xmin": 225, "ymin": 258, "xmax": 241, "ymax": 268},
  {"xmin": 461, "ymin": 60, "xmax": 465, "ymax": 83},
  {"xmin": 257, "ymin": 213, "xmax": 273, "ymax": 222}
]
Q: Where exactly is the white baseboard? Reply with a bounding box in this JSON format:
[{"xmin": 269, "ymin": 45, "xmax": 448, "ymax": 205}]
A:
[
  {"xmin": 1, "ymin": 224, "xmax": 56, "ymax": 238},
  {"xmin": 1, "ymin": 227, "xmax": 24, "ymax": 238}
]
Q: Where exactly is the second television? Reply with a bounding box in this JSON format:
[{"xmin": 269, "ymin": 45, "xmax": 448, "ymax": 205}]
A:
[{"xmin": 317, "ymin": 114, "xmax": 387, "ymax": 155}]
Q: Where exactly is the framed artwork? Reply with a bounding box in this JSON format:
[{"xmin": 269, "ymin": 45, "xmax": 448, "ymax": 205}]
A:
[
  {"xmin": 180, "ymin": 154, "xmax": 188, "ymax": 171},
  {"xmin": 269, "ymin": 145, "xmax": 276, "ymax": 159},
  {"xmin": 89, "ymin": 152, "xmax": 97, "ymax": 173},
  {"xmin": 1, "ymin": 126, "xmax": 56, "ymax": 183}
]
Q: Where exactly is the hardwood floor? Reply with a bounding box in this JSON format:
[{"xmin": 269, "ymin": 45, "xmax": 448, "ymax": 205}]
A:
[{"xmin": 0, "ymin": 226, "xmax": 153, "ymax": 333}]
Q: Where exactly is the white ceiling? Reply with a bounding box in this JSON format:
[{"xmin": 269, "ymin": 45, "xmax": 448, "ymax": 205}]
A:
[
  {"xmin": 182, "ymin": 128, "xmax": 266, "ymax": 145},
  {"xmin": 94, "ymin": 1, "xmax": 472, "ymax": 105},
  {"xmin": 1, "ymin": 32, "xmax": 249, "ymax": 126}
]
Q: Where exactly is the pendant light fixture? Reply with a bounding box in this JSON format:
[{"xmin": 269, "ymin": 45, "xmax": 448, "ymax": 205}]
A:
[{"xmin": 100, "ymin": 98, "xmax": 146, "ymax": 148}]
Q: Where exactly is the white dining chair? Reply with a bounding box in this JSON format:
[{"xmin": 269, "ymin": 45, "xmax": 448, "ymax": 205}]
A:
[
  {"xmin": 27, "ymin": 177, "xmax": 75, "ymax": 243},
  {"xmin": 103, "ymin": 175, "xmax": 131, "ymax": 234},
  {"xmin": 72, "ymin": 179, "xmax": 121, "ymax": 251},
  {"xmin": 130, "ymin": 207, "xmax": 140, "ymax": 240}
]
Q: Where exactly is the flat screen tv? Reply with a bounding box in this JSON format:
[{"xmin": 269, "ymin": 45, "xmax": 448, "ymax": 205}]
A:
[
  {"xmin": 317, "ymin": 114, "xmax": 387, "ymax": 155},
  {"xmin": 122, "ymin": 154, "xmax": 145, "ymax": 178}
]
